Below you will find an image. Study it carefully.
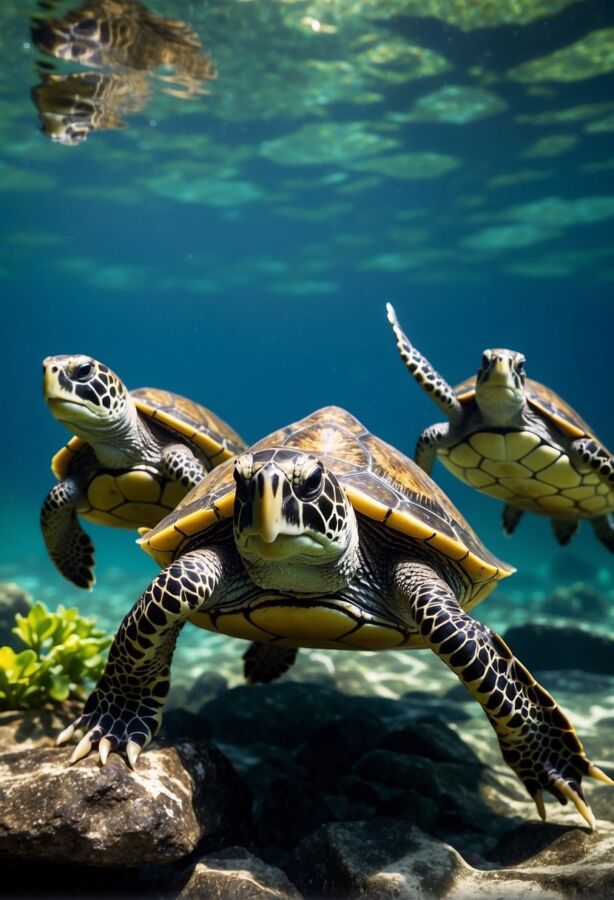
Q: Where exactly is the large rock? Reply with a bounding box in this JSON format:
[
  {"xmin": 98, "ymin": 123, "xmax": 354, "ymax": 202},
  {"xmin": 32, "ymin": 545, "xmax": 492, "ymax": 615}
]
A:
[
  {"xmin": 287, "ymin": 819, "xmax": 614, "ymax": 899},
  {"xmin": 503, "ymin": 623, "xmax": 614, "ymax": 675},
  {"xmin": 0, "ymin": 707, "xmax": 251, "ymax": 867},
  {"xmin": 176, "ymin": 847, "xmax": 303, "ymax": 899}
]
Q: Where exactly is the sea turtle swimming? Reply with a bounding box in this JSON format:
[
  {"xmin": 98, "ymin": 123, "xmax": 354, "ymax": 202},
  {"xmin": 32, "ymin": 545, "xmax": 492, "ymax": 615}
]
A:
[
  {"xmin": 31, "ymin": 71, "xmax": 151, "ymax": 145},
  {"xmin": 42, "ymin": 354, "xmax": 246, "ymax": 589},
  {"xmin": 30, "ymin": 0, "xmax": 217, "ymax": 143},
  {"xmin": 57, "ymin": 406, "xmax": 611, "ymax": 827},
  {"xmin": 387, "ymin": 304, "xmax": 614, "ymax": 552}
]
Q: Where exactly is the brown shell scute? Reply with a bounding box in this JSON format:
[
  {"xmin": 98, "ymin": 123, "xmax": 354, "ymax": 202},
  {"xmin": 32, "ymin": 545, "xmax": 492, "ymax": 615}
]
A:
[
  {"xmin": 131, "ymin": 387, "xmax": 246, "ymax": 455},
  {"xmin": 142, "ymin": 406, "xmax": 512, "ymax": 580}
]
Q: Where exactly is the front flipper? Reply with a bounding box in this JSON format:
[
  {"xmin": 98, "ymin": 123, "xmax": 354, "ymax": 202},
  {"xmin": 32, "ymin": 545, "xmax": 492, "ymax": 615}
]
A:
[
  {"xmin": 243, "ymin": 642, "xmax": 298, "ymax": 684},
  {"xmin": 386, "ymin": 303, "xmax": 463, "ymax": 423},
  {"xmin": 161, "ymin": 443, "xmax": 208, "ymax": 490},
  {"xmin": 41, "ymin": 480, "xmax": 95, "ymax": 589},
  {"xmin": 551, "ymin": 517, "xmax": 579, "ymax": 546},
  {"xmin": 394, "ymin": 560, "xmax": 612, "ymax": 828},
  {"xmin": 570, "ymin": 437, "xmax": 614, "ymax": 488},
  {"xmin": 502, "ymin": 504, "xmax": 523, "ymax": 536},
  {"xmin": 57, "ymin": 546, "xmax": 228, "ymax": 767},
  {"xmin": 415, "ymin": 423, "xmax": 450, "ymax": 474}
]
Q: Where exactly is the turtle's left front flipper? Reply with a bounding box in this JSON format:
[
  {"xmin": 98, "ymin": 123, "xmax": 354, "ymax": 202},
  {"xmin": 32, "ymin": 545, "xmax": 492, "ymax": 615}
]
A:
[
  {"xmin": 57, "ymin": 546, "xmax": 229, "ymax": 767},
  {"xmin": 161, "ymin": 443, "xmax": 208, "ymax": 489},
  {"xmin": 41, "ymin": 480, "xmax": 96, "ymax": 589},
  {"xmin": 394, "ymin": 560, "xmax": 613, "ymax": 828}
]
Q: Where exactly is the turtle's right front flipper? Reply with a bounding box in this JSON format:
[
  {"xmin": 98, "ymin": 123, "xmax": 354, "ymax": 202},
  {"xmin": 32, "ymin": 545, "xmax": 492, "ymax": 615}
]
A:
[
  {"xmin": 394, "ymin": 559, "xmax": 612, "ymax": 828},
  {"xmin": 41, "ymin": 480, "xmax": 95, "ymax": 589},
  {"xmin": 57, "ymin": 546, "xmax": 229, "ymax": 767},
  {"xmin": 386, "ymin": 303, "xmax": 463, "ymax": 423}
]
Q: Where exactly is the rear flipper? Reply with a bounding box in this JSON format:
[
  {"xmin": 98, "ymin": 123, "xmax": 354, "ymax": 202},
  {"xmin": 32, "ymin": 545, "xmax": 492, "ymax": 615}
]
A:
[
  {"xmin": 551, "ymin": 517, "xmax": 579, "ymax": 546},
  {"xmin": 502, "ymin": 504, "xmax": 523, "ymax": 536},
  {"xmin": 41, "ymin": 480, "xmax": 95, "ymax": 589},
  {"xmin": 243, "ymin": 642, "xmax": 298, "ymax": 684},
  {"xmin": 591, "ymin": 514, "xmax": 614, "ymax": 552},
  {"xmin": 394, "ymin": 559, "xmax": 613, "ymax": 827}
]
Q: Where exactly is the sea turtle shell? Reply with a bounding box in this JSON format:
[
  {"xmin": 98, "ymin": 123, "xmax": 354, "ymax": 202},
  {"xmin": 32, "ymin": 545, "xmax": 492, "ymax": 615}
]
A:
[
  {"xmin": 141, "ymin": 406, "xmax": 514, "ymax": 612},
  {"xmin": 50, "ymin": 388, "xmax": 246, "ymax": 529}
]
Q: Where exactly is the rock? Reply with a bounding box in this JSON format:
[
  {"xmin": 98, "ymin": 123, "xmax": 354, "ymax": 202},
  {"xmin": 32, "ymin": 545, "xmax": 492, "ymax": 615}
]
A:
[
  {"xmin": 0, "ymin": 582, "xmax": 32, "ymax": 649},
  {"xmin": 539, "ymin": 581, "xmax": 609, "ymax": 621},
  {"xmin": 158, "ymin": 708, "xmax": 212, "ymax": 741},
  {"xmin": 176, "ymin": 846, "xmax": 303, "ymax": 899},
  {"xmin": 286, "ymin": 820, "xmax": 462, "ymax": 899},
  {"xmin": 378, "ymin": 716, "xmax": 482, "ymax": 766},
  {"xmin": 186, "ymin": 671, "xmax": 228, "ymax": 709},
  {"xmin": 0, "ymin": 708, "xmax": 251, "ymax": 867},
  {"xmin": 199, "ymin": 683, "xmax": 350, "ymax": 747},
  {"xmin": 503, "ymin": 623, "xmax": 614, "ymax": 675},
  {"xmin": 254, "ymin": 775, "xmax": 338, "ymax": 856},
  {"xmin": 287, "ymin": 819, "xmax": 614, "ymax": 899},
  {"xmin": 294, "ymin": 714, "xmax": 384, "ymax": 784}
]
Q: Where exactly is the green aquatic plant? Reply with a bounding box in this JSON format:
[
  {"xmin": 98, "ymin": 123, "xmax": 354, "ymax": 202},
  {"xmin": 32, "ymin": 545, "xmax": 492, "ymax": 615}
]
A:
[{"xmin": 0, "ymin": 602, "xmax": 112, "ymax": 710}]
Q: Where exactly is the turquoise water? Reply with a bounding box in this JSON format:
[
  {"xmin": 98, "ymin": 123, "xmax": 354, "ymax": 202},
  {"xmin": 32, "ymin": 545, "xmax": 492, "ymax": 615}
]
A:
[{"xmin": 0, "ymin": 0, "xmax": 612, "ymax": 679}]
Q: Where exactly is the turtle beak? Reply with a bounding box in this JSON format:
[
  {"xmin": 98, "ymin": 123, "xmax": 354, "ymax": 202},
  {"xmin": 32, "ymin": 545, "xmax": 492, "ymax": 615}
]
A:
[
  {"xmin": 43, "ymin": 359, "xmax": 62, "ymax": 401},
  {"xmin": 487, "ymin": 355, "xmax": 514, "ymax": 388},
  {"xmin": 251, "ymin": 467, "xmax": 284, "ymax": 544}
]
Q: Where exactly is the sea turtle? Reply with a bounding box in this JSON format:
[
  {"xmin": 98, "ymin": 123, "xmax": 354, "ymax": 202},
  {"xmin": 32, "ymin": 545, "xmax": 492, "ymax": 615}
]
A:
[
  {"xmin": 30, "ymin": 0, "xmax": 217, "ymax": 143},
  {"xmin": 387, "ymin": 304, "xmax": 614, "ymax": 551},
  {"xmin": 42, "ymin": 354, "xmax": 246, "ymax": 588},
  {"xmin": 57, "ymin": 406, "xmax": 611, "ymax": 827}
]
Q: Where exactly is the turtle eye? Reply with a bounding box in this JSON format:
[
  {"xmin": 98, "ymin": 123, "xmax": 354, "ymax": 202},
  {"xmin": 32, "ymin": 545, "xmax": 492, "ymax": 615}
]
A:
[
  {"xmin": 516, "ymin": 357, "xmax": 525, "ymax": 375},
  {"xmin": 481, "ymin": 352, "xmax": 490, "ymax": 368},
  {"xmin": 73, "ymin": 17, "xmax": 97, "ymax": 35},
  {"xmin": 302, "ymin": 465, "xmax": 323, "ymax": 501},
  {"xmin": 73, "ymin": 361, "xmax": 94, "ymax": 381},
  {"xmin": 233, "ymin": 465, "xmax": 249, "ymax": 501}
]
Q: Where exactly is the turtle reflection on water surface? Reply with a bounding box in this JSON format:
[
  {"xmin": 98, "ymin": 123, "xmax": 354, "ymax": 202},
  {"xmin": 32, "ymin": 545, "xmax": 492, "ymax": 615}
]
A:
[
  {"xmin": 387, "ymin": 304, "xmax": 614, "ymax": 552},
  {"xmin": 30, "ymin": 0, "xmax": 217, "ymax": 144},
  {"xmin": 57, "ymin": 407, "xmax": 612, "ymax": 829},
  {"xmin": 42, "ymin": 355, "xmax": 246, "ymax": 589}
]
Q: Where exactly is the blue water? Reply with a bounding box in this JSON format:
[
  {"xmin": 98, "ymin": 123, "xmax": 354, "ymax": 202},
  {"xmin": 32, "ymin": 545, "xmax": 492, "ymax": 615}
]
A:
[{"xmin": 0, "ymin": 0, "xmax": 612, "ymax": 641}]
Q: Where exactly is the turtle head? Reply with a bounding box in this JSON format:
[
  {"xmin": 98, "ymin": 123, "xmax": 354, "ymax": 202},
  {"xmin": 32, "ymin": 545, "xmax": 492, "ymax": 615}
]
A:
[
  {"xmin": 475, "ymin": 349, "xmax": 526, "ymax": 420},
  {"xmin": 232, "ymin": 449, "xmax": 359, "ymax": 592},
  {"xmin": 43, "ymin": 355, "xmax": 132, "ymax": 436}
]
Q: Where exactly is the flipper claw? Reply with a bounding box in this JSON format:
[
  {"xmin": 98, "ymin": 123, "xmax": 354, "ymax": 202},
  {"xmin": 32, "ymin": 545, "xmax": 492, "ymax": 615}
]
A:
[
  {"xmin": 557, "ymin": 779, "xmax": 595, "ymax": 831},
  {"xmin": 534, "ymin": 790, "xmax": 546, "ymax": 822},
  {"xmin": 69, "ymin": 735, "xmax": 93, "ymax": 764},
  {"xmin": 56, "ymin": 723, "xmax": 75, "ymax": 746},
  {"xmin": 98, "ymin": 737, "xmax": 112, "ymax": 765},
  {"xmin": 126, "ymin": 740, "xmax": 142, "ymax": 769},
  {"xmin": 588, "ymin": 764, "xmax": 614, "ymax": 785}
]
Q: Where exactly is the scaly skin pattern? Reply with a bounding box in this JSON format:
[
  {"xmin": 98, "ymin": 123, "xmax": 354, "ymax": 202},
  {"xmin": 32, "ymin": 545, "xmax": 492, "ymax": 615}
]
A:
[
  {"xmin": 161, "ymin": 443, "xmax": 208, "ymax": 490},
  {"xmin": 40, "ymin": 480, "xmax": 95, "ymax": 589},
  {"xmin": 395, "ymin": 561, "xmax": 606, "ymax": 826},
  {"xmin": 242, "ymin": 643, "xmax": 298, "ymax": 684},
  {"xmin": 386, "ymin": 303, "xmax": 462, "ymax": 422},
  {"xmin": 58, "ymin": 547, "xmax": 229, "ymax": 765}
]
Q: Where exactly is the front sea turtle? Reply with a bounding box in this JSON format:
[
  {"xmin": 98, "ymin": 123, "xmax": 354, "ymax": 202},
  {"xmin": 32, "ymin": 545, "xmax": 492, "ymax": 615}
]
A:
[
  {"xmin": 42, "ymin": 354, "xmax": 246, "ymax": 588},
  {"xmin": 387, "ymin": 304, "xmax": 614, "ymax": 551},
  {"xmin": 57, "ymin": 406, "xmax": 611, "ymax": 827}
]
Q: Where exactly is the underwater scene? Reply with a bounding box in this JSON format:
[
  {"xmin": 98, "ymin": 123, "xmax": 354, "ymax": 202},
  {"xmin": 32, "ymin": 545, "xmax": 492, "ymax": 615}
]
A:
[{"xmin": 0, "ymin": 0, "xmax": 613, "ymax": 896}]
